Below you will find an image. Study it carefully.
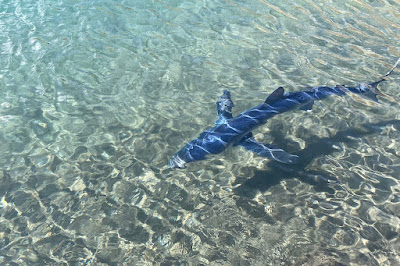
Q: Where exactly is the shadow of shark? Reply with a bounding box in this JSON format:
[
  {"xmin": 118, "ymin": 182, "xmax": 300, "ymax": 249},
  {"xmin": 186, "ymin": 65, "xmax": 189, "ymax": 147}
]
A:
[
  {"xmin": 169, "ymin": 58, "xmax": 399, "ymax": 169},
  {"xmin": 232, "ymin": 119, "xmax": 400, "ymax": 198}
]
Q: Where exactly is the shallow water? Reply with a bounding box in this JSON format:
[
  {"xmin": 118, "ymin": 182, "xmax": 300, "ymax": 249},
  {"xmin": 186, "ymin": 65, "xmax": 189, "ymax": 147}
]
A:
[{"xmin": 1, "ymin": 0, "xmax": 400, "ymax": 265}]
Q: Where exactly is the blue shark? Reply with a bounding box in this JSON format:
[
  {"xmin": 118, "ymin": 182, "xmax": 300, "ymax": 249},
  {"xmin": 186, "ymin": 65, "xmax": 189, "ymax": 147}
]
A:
[{"xmin": 169, "ymin": 58, "xmax": 399, "ymax": 169}]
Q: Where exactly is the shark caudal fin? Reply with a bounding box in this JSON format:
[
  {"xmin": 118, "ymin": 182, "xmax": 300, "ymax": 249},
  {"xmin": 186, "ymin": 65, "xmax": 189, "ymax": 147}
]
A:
[
  {"xmin": 383, "ymin": 57, "xmax": 400, "ymax": 78},
  {"xmin": 354, "ymin": 57, "xmax": 400, "ymax": 102},
  {"xmin": 216, "ymin": 90, "xmax": 235, "ymax": 125}
]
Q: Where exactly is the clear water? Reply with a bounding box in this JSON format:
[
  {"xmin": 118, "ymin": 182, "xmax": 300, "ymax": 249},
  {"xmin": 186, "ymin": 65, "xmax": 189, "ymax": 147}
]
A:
[{"xmin": 1, "ymin": 0, "xmax": 400, "ymax": 265}]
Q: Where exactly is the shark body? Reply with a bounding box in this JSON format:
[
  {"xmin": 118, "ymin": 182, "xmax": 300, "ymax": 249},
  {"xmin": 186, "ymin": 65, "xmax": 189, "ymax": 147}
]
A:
[{"xmin": 169, "ymin": 59, "xmax": 399, "ymax": 169}]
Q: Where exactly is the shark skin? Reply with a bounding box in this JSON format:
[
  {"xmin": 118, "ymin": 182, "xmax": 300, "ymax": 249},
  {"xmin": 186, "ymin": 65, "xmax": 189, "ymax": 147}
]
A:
[{"xmin": 169, "ymin": 59, "xmax": 399, "ymax": 169}]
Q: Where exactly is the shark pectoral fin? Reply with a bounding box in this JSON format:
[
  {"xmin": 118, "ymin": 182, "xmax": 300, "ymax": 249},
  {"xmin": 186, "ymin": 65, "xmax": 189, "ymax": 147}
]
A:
[
  {"xmin": 239, "ymin": 137, "xmax": 299, "ymax": 164},
  {"xmin": 300, "ymin": 100, "xmax": 314, "ymax": 111},
  {"xmin": 216, "ymin": 90, "xmax": 235, "ymax": 125}
]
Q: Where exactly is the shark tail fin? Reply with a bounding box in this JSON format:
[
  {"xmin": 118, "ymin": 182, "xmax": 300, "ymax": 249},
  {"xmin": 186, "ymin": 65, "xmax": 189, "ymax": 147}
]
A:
[
  {"xmin": 382, "ymin": 57, "xmax": 400, "ymax": 78},
  {"xmin": 362, "ymin": 57, "xmax": 400, "ymax": 102}
]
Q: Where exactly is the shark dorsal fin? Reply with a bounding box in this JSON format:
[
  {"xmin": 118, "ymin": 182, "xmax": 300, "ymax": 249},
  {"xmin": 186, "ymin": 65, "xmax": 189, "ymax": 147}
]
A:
[{"xmin": 265, "ymin": 87, "xmax": 285, "ymax": 104}]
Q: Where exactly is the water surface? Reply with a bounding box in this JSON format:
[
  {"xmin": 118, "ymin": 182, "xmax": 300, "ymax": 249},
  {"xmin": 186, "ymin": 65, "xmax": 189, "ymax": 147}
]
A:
[{"xmin": 0, "ymin": 0, "xmax": 400, "ymax": 265}]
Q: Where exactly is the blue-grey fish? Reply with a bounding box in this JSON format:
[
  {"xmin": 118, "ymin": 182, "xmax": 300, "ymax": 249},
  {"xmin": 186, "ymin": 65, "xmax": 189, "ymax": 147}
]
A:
[{"xmin": 169, "ymin": 58, "xmax": 399, "ymax": 169}]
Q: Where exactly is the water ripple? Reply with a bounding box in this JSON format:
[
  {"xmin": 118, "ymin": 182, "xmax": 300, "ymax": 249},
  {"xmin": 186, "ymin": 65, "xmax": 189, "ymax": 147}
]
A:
[{"xmin": 0, "ymin": 0, "xmax": 400, "ymax": 265}]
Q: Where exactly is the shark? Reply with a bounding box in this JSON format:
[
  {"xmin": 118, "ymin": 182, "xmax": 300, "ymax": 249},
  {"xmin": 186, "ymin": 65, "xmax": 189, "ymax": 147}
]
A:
[{"xmin": 168, "ymin": 58, "xmax": 400, "ymax": 169}]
